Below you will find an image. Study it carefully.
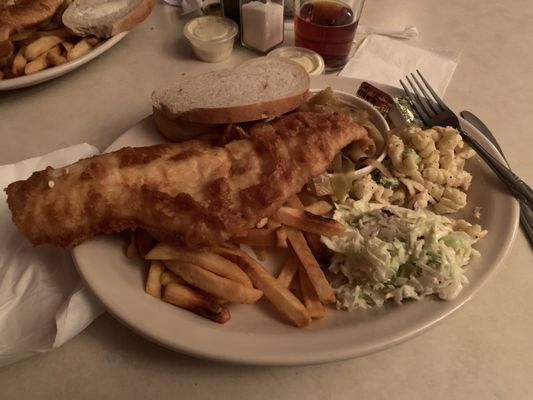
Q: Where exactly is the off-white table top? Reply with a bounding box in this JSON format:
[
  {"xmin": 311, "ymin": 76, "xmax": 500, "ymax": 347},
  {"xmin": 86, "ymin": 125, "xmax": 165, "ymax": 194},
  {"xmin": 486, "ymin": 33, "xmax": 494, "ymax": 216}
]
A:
[{"xmin": 1, "ymin": 1, "xmax": 532, "ymax": 399}]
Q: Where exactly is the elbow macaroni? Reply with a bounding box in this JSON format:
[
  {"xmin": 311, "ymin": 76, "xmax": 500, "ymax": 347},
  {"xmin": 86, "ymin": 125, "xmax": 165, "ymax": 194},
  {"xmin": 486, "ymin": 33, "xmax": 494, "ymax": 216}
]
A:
[{"xmin": 352, "ymin": 126, "xmax": 475, "ymax": 214}]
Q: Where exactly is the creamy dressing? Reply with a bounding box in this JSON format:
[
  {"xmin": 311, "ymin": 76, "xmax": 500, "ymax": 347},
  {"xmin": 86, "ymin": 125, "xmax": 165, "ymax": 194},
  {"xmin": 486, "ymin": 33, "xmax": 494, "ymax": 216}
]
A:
[{"xmin": 184, "ymin": 16, "xmax": 238, "ymax": 63}]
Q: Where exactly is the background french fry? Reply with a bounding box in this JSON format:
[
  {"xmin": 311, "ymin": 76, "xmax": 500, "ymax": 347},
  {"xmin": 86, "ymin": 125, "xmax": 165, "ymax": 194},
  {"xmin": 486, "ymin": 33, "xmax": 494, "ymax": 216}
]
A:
[
  {"xmin": 67, "ymin": 38, "xmax": 92, "ymax": 61},
  {"xmin": 286, "ymin": 227, "xmax": 336, "ymax": 304},
  {"xmin": 164, "ymin": 260, "xmax": 263, "ymax": 304},
  {"xmin": 146, "ymin": 243, "xmax": 253, "ymax": 288},
  {"xmin": 86, "ymin": 37, "xmax": 101, "ymax": 46},
  {"xmin": 215, "ymin": 247, "xmax": 312, "ymax": 328},
  {"xmin": 251, "ymin": 246, "xmax": 267, "ymax": 261},
  {"xmin": 46, "ymin": 45, "xmax": 66, "ymax": 66},
  {"xmin": 11, "ymin": 51, "xmax": 27, "ymax": 76},
  {"xmin": 24, "ymin": 35, "xmax": 63, "ymax": 60},
  {"xmin": 24, "ymin": 53, "xmax": 48, "ymax": 75},
  {"xmin": 145, "ymin": 261, "xmax": 165, "ymax": 299},
  {"xmin": 163, "ymin": 283, "xmax": 230, "ymax": 324}
]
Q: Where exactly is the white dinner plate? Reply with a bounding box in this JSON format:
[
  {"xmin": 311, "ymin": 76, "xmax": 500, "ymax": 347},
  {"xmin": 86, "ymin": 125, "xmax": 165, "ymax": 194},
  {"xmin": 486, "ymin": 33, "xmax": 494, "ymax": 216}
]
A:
[
  {"xmin": 72, "ymin": 76, "xmax": 519, "ymax": 366},
  {"xmin": 0, "ymin": 32, "xmax": 128, "ymax": 91}
]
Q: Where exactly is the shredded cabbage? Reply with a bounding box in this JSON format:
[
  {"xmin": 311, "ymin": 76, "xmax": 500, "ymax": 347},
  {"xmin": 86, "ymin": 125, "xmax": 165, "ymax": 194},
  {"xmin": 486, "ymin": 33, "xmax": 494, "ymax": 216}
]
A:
[{"xmin": 322, "ymin": 200, "xmax": 481, "ymax": 311}]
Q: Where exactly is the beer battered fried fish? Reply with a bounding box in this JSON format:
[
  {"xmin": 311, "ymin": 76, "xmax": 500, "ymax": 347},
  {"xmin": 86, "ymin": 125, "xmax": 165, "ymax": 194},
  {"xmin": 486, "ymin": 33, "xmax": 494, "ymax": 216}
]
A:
[{"xmin": 5, "ymin": 111, "xmax": 371, "ymax": 248}]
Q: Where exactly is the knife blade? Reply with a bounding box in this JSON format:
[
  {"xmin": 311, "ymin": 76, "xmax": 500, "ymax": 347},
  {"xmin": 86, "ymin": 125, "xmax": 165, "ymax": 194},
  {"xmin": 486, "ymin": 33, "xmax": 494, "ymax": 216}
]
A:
[{"xmin": 460, "ymin": 110, "xmax": 533, "ymax": 248}]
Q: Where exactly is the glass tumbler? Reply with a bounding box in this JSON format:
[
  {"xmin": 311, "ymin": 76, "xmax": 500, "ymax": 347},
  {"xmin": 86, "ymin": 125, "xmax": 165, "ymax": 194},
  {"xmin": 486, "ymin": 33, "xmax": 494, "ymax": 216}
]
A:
[{"xmin": 294, "ymin": 0, "xmax": 365, "ymax": 71}]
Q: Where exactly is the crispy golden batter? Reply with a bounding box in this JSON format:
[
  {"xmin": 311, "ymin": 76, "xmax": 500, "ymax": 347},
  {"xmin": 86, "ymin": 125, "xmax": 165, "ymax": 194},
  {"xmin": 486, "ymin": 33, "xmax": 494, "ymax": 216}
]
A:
[{"xmin": 5, "ymin": 111, "xmax": 371, "ymax": 248}]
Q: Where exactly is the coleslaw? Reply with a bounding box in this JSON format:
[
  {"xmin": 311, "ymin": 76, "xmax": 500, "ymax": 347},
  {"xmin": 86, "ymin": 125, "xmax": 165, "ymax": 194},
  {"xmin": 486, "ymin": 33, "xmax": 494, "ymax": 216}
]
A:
[{"xmin": 322, "ymin": 199, "xmax": 483, "ymax": 311}]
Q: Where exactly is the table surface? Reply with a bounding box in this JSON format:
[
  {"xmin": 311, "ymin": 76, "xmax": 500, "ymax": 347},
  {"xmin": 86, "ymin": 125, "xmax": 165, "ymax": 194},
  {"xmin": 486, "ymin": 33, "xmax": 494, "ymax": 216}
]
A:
[{"xmin": 1, "ymin": 1, "xmax": 532, "ymax": 399}]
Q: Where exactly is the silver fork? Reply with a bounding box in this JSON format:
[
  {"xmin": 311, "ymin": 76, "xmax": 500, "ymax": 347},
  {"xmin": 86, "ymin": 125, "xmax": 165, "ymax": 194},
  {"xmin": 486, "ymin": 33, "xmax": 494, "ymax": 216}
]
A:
[{"xmin": 400, "ymin": 70, "xmax": 533, "ymax": 211}]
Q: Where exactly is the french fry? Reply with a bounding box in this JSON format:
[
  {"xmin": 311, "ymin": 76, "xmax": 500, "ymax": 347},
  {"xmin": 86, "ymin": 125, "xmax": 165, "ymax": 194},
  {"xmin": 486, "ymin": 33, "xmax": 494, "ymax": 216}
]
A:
[
  {"xmin": 145, "ymin": 261, "xmax": 165, "ymax": 299},
  {"xmin": 135, "ymin": 229, "xmax": 155, "ymax": 258},
  {"xmin": 9, "ymin": 29, "xmax": 37, "ymax": 42},
  {"xmin": 284, "ymin": 196, "xmax": 330, "ymax": 261},
  {"xmin": 267, "ymin": 219, "xmax": 281, "ymax": 229},
  {"xmin": 298, "ymin": 265, "xmax": 326, "ymax": 318},
  {"xmin": 0, "ymin": 39, "xmax": 14, "ymax": 59},
  {"xmin": 11, "ymin": 51, "xmax": 27, "ymax": 76},
  {"xmin": 146, "ymin": 243, "xmax": 253, "ymax": 288},
  {"xmin": 67, "ymin": 38, "xmax": 92, "ymax": 61},
  {"xmin": 126, "ymin": 230, "xmax": 138, "ymax": 259},
  {"xmin": 61, "ymin": 41, "xmax": 74, "ymax": 52},
  {"xmin": 163, "ymin": 283, "xmax": 230, "ymax": 324},
  {"xmin": 286, "ymin": 227, "xmax": 336, "ymax": 304},
  {"xmin": 160, "ymin": 270, "xmax": 185, "ymax": 286},
  {"xmin": 304, "ymin": 232, "xmax": 329, "ymax": 264},
  {"xmin": 304, "ymin": 200, "xmax": 333, "ymax": 216},
  {"xmin": 24, "ymin": 53, "xmax": 48, "ymax": 74},
  {"xmin": 285, "ymin": 194, "xmax": 304, "ymax": 208},
  {"xmin": 164, "ymin": 260, "xmax": 263, "ymax": 304},
  {"xmin": 86, "ymin": 37, "xmax": 101, "ymax": 46},
  {"xmin": 276, "ymin": 206, "xmax": 345, "ymax": 237},
  {"xmin": 24, "ymin": 35, "xmax": 63, "ymax": 60},
  {"xmin": 255, "ymin": 217, "xmax": 268, "ymax": 228},
  {"xmin": 215, "ymin": 247, "xmax": 311, "ymax": 328},
  {"xmin": 46, "ymin": 45, "xmax": 66, "ymax": 66},
  {"xmin": 235, "ymin": 226, "xmax": 288, "ymax": 248},
  {"xmin": 251, "ymin": 246, "xmax": 267, "ymax": 261},
  {"xmin": 277, "ymin": 250, "xmax": 300, "ymax": 288}
]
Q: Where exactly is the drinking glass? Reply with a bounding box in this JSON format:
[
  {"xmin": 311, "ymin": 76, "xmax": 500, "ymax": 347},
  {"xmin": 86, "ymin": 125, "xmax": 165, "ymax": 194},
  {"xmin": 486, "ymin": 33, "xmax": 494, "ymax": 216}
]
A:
[{"xmin": 294, "ymin": 0, "xmax": 365, "ymax": 71}]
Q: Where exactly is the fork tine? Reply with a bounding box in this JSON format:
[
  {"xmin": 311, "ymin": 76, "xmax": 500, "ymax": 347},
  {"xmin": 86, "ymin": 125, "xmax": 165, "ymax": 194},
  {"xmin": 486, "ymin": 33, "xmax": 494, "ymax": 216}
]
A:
[
  {"xmin": 416, "ymin": 70, "xmax": 447, "ymax": 109},
  {"xmin": 406, "ymin": 74, "xmax": 436, "ymax": 118},
  {"xmin": 399, "ymin": 79, "xmax": 430, "ymax": 124},
  {"xmin": 410, "ymin": 72, "xmax": 441, "ymax": 113}
]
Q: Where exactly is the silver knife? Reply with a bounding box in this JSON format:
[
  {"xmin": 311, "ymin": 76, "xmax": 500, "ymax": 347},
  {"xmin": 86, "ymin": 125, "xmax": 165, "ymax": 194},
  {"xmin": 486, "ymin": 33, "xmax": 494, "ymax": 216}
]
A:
[{"xmin": 460, "ymin": 110, "xmax": 533, "ymax": 248}]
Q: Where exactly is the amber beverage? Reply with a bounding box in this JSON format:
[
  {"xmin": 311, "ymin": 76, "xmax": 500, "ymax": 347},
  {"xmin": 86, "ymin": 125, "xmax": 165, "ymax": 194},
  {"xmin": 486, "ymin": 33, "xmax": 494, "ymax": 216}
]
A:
[{"xmin": 294, "ymin": 0, "xmax": 364, "ymax": 71}]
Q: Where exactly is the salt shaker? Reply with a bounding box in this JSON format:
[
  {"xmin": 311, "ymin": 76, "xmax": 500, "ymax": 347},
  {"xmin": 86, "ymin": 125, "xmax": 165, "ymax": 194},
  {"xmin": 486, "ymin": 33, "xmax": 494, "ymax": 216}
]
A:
[{"xmin": 240, "ymin": 0, "xmax": 284, "ymax": 53}]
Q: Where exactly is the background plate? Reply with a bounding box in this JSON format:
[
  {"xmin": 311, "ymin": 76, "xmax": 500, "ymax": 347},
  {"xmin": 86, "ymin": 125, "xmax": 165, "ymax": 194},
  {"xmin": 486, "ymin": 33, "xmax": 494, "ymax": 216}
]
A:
[
  {"xmin": 0, "ymin": 32, "xmax": 128, "ymax": 91},
  {"xmin": 72, "ymin": 76, "xmax": 519, "ymax": 366}
]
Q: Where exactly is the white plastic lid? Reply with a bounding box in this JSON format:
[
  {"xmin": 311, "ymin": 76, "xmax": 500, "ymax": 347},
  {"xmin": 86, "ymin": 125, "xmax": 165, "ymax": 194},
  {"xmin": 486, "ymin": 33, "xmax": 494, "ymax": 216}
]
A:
[
  {"xmin": 184, "ymin": 16, "xmax": 238, "ymax": 44},
  {"xmin": 267, "ymin": 46, "xmax": 325, "ymax": 75}
]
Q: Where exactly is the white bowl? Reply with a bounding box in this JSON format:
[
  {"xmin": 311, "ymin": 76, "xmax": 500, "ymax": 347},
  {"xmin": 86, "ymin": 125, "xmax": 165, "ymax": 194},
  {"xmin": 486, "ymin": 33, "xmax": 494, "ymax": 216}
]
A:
[{"xmin": 309, "ymin": 89, "xmax": 389, "ymax": 179}]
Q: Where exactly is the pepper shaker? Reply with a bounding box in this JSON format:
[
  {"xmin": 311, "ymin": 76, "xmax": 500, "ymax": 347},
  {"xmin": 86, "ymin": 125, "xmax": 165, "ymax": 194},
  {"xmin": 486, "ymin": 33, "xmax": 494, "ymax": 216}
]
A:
[{"xmin": 240, "ymin": 0, "xmax": 284, "ymax": 53}]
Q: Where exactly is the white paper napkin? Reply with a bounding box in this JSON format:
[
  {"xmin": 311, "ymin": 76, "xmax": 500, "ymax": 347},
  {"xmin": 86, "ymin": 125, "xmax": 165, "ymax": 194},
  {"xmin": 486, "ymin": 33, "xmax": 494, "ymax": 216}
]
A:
[
  {"xmin": 340, "ymin": 34, "xmax": 460, "ymax": 97},
  {"xmin": 0, "ymin": 143, "xmax": 104, "ymax": 368}
]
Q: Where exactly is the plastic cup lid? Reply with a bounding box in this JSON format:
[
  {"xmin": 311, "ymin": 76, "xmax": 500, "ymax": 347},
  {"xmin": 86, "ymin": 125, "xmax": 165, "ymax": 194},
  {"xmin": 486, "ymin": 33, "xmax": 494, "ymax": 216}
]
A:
[
  {"xmin": 184, "ymin": 16, "xmax": 238, "ymax": 43},
  {"xmin": 267, "ymin": 46, "xmax": 325, "ymax": 75}
]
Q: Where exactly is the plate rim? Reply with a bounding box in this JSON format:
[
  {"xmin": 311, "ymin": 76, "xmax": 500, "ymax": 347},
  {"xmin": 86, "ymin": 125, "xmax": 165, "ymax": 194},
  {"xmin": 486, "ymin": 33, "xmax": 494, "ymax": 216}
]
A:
[
  {"xmin": 0, "ymin": 31, "xmax": 128, "ymax": 91},
  {"xmin": 72, "ymin": 76, "xmax": 520, "ymax": 366}
]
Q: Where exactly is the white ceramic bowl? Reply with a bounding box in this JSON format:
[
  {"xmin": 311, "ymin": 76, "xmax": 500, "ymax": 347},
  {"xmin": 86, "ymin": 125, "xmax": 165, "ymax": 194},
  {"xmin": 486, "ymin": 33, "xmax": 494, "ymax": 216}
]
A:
[{"xmin": 308, "ymin": 89, "xmax": 389, "ymax": 179}]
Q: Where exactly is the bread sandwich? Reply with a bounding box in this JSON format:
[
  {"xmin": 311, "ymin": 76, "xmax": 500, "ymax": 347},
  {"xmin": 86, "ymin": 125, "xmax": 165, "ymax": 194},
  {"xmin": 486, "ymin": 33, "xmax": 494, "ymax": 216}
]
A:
[
  {"xmin": 151, "ymin": 57, "xmax": 311, "ymax": 142},
  {"xmin": 62, "ymin": 0, "xmax": 156, "ymax": 38}
]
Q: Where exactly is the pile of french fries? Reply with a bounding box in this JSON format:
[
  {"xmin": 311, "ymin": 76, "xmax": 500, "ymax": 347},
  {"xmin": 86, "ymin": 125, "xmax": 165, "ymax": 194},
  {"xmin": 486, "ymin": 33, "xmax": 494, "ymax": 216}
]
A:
[
  {"xmin": 0, "ymin": 11, "xmax": 103, "ymax": 80},
  {"xmin": 128, "ymin": 195, "xmax": 345, "ymax": 327}
]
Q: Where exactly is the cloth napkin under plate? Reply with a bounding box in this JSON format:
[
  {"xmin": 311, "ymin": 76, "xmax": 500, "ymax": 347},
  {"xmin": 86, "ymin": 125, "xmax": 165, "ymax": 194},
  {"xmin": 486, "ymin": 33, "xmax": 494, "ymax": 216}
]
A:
[
  {"xmin": 341, "ymin": 34, "xmax": 461, "ymax": 97},
  {"xmin": 0, "ymin": 143, "xmax": 104, "ymax": 368}
]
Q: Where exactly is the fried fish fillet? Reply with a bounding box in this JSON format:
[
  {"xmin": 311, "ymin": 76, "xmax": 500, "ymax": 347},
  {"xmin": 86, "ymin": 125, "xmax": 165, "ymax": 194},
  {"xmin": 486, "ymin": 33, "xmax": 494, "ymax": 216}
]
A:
[{"xmin": 5, "ymin": 111, "xmax": 371, "ymax": 248}]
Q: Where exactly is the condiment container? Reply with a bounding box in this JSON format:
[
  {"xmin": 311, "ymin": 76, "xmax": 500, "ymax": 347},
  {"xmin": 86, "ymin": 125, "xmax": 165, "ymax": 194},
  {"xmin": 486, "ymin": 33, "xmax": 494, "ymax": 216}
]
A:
[
  {"xmin": 184, "ymin": 16, "xmax": 238, "ymax": 63},
  {"xmin": 240, "ymin": 0, "xmax": 284, "ymax": 53},
  {"xmin": 268, "ymin": 46, "xmax": 325, "ymax": 75}
]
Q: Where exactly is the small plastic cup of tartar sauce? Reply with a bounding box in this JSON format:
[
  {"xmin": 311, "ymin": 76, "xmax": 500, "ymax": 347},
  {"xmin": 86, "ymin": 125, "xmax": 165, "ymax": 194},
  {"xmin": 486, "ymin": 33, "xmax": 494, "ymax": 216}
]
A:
[
  {"xmin": 267, "ymin": 46, "xmax": 325, "ymax": 75},
  {"xmin": 184, "ymin": 16, "xmax": 239, "ymax": 63}
]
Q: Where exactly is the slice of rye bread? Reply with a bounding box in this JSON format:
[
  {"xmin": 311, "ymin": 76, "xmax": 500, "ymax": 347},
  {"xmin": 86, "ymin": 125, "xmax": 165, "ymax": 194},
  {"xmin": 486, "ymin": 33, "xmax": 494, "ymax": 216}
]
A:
[
  {"xmin": 152, "ymin": 57, "xmax": 311, "ymax": 124},
  {"xmin": 62, "ymin": 0, "xmax": 156, "ymax": 38}
]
